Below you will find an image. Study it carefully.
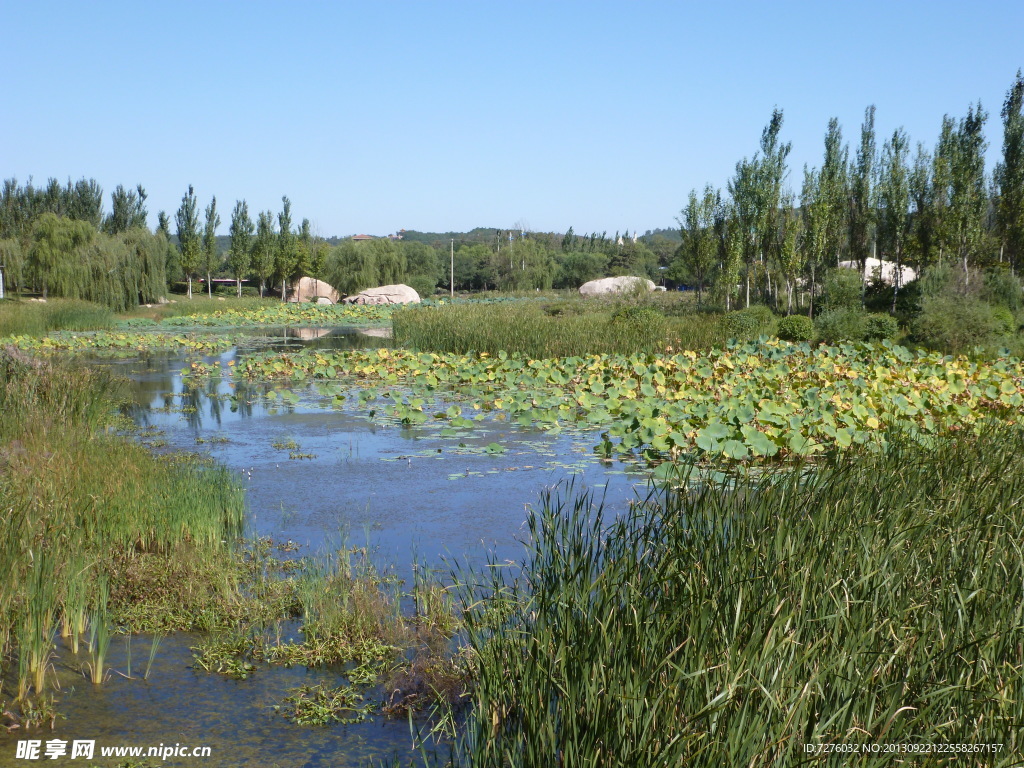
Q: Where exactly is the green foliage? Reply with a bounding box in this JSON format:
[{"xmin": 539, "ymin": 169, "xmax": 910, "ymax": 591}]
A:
[
  {"xmin": 227, "ymin": 200, "xmax": 254, "ymax": 296},
  {"xmin": 815, "ymin": 307, "xmax": 867, "ymax": 343},
  {"xmin": 822, "ymin": 267, "xmax": 863, "ymax": 311},
  {"xmin": 982, "ymin": 267, "xmax": 1024, "ymax": 311},
  {"xmin": 554, "ymin": 251, "xmax": 608, "ymax": 289},
  {"xmin": 864, "ymin": 312, "xmax": 899, "ymax": 340},
  {"xmin": 776, "ymin": 314, "xmax": 814, "ymax": 341},
  {"xmin": 175, "ymin": 185, "xmax": 201, "ymax": 296}
]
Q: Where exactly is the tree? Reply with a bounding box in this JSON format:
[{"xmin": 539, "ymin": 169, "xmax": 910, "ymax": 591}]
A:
[
  {"xmin": 252, "ymin": 211, "xmax": 276, "ymax": 297},
  {"xmin": 776, "ymin": 196, "xmax": 804, "ymax": 314},
  {"xmin": 175, "ymin": 185, "xmax": 201, "ymax": 298},
  {"xmin": 228, "ymin": 200, "xmax": 254, "ymax": 298},
  {"xmin": 203, "ymin": 196, "xmax": 221, "ymax": 298},
  {"xmin": 879, "ymin": 128, "xmax": 911, "ymax": 310},
  {"xmin": 104, "ymin": 184, "xmax": 148, "ymax": 235},
  {"xmin": 800, "ymin": 167, "xmax": 827, "ymax": 316},
  {"xmin": 728, "ymin": 157, "xmax": 759, "ymax": 307},
  {"xmin": 995, "ymin": 70, "xmax": 1024, "ymax": 272}
]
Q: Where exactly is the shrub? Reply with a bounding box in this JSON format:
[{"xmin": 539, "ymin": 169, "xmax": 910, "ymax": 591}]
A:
[
  {"xmin": 981, "ymin": 268, "xmax": 1023, "ymax": 312},
  {"xmin": 776, "ymin": 315, "xmax": 814, "ymax": 342},
  {"xmin": 992, "ymin": 306, "xmax": 1016, "ymax": 335},
  {"xmin": 815, "ymin": 308, "xmax": 868, "ymax": 343},
  {"xmin": 911, "ymin": 296, "xmax": 1003, "ymax": 354},
  {"xmin": 822, "ymin": 268, "xmax": 863, "ymax": 311},
  {"xmin": 724, "ymin": 305, "xmax": 776, "ymax": 340},
  {"xmin": 404, "ymin": 273, "xmax": 438, "ymax": 300},
  {"xmin": 864, "ymin": 313, "xmax": 899, "ymax": 340}
]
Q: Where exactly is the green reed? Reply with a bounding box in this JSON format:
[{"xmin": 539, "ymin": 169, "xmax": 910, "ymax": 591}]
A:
[
  {"xmin": 0, "ymin": 347, "xmax": 245, "ymax": 704},
  {"xmin": 455, "ymin": 429, "xmax": 1024, "ymax": 766},
  {"xmin": 0, "ymin": 298, "xmax": 114, "ymax": 337}
]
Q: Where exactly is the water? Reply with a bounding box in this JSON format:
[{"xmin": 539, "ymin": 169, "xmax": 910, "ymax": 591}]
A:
[{"xmin": 0, "ymin": 327, "xmax": 648, "ymax": 767}]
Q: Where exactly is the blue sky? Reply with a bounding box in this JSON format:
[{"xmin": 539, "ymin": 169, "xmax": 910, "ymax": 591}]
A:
[{"xmin": 4, "ymin": 1, "xmax": 1022, "ymax": 237}]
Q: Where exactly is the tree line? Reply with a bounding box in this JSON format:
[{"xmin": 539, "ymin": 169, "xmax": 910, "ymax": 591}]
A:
[{"xmin": 672, "ymin": 71, "xmax": 1024, "ymax": 315}]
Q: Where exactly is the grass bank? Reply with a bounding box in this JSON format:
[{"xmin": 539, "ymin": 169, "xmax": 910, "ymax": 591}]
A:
[{"xmin": 454, "ymin": 429, "xmax": 1024, "ymax": 766}]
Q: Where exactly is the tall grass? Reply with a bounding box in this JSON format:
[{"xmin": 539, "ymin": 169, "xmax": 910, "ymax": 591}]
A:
[
  {"xmin": 456, "ymin": 431, "xmax": 1024, "ymax": 766},
  {"xmin": 0, "ymin": 347, "xmax": 245, "ymax": 703},
  {"xmin": 0, "ymin": 298, "xmax": 114, "ymax": 337}
]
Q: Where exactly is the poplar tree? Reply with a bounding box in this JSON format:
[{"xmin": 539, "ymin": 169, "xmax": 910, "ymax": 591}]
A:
[
  {"xmin": 800, "ymin": 166, "xmax": 827, "ymax": 316},
  {"xmin": 931, "ymin": 117, "xmax": 957, "ymax": 265},
  {"xmin": 879, "ymin": 128, "xmax": 911, "ymax": 309},
  {"xmin": 104, "ymin": 184, "xmax": 148, "ymax": 234},
  {"xmin": 754, "ymin": 109, "xmax": 791, "ymax": 305},
  {"xmin": 175, "ymin": 185, "xmax": 201, "ymax": 298},
  {"xmin": 228, "ymin": 200, "xmax": 254, "ymax": 297},
  {"xmin": 728, "ymin": 158, "xmax": 759, "ymax": 307},
  {"xmin": 948, "ymin": 103, "xmax": 988, "ymax": 283},
  {"xmin": 203, "ymin": 196, "xmax": 221, "ymax": 298},
  {"xmin": 820, "ymin": 118, "xmax": 849, "ymax": 266},
  {"xmin": 909, "ymin": 144, "xmax": 934, "ymax": 269},
  {"xmin": 275, "ymin": 196, "xmax": 295, "ymax": 300},
  {"xmin": 679, "ymin": 186, "xmax": 719, "ymax": 302},
  {"xmin": 252, "ymin": 211, "xmax": 276, "ymax": 297},
  {"xmin": 848, "ymin": 106, "xmax": 877, "ymax": 290},
  {"xmin": 995, "ymin": 70, "xmax": 1024, "ymax": 271}
]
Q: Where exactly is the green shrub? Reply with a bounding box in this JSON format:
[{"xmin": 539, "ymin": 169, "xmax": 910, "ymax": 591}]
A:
[
  {"xmin": 911, "ymin": 296, "xmax": 1003, "ymax": 354},
  {"xmin": 815, "ymin": 308, "xmax": 868, "ymax": 343},
  {"xmin": 864, "ymin": 313, "xmax": 899, "ymax": 340},
  {"xmin": 982, "ymin": 268, "xmax": 1023, "ymax": 313},
  {"xmin": 822, "ymin": 268, "xmax": 863, "ymax": 311},
  {"xmin": 724, "ymin": 305, "xmax": 776, "ymax": 340},
  {"xmin": 776, "ymin": 315, "xmax": 814, "ymax": 342}
]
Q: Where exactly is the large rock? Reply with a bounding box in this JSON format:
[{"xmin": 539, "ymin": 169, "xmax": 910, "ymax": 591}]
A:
[
  {"xmin": 288, "ymin": 276, "xmax": 341, "ymax": 304},
  {"xmin": 837, "ymin": 258, "xmax": 917, "ymax": 286},
  {"xmin": 579, "ymin": 276, "xmax": 656, "ymax": 296},
  {"xmin": 343, "ymin": 284, "xmax": 421, "ymax": 305}
]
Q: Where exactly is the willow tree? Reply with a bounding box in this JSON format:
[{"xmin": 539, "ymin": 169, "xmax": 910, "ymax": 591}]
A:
[
  {"xmin": 175, "ymin": 185, "xmax": 201, "ymax": 298},
  {"xmin": 203, "ymin": 196, "xmax": 220, "ymax": 298},
  {"xmin": 28, "ymin": 213, "xmax": 95, "ymax": 298},
  {"xmin": 228, "ymin": 200, "xmax": 253, "ymax": 298}
]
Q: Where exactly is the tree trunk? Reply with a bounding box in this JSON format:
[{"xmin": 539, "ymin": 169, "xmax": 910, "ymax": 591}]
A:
[
  {"xmin": 186, "ymin": 275, "xmax": 192, "ymax": 299},
  {"xmin": 236, "ymin": 278, "xmax": 242, "ymax": 298},
  {"xmin": 207, "ymin": 271, "xmax": 213, "ymax": 298},
  {"xmin": 281, "ymin": 280, "xmax": 287, "ymax": 301}
]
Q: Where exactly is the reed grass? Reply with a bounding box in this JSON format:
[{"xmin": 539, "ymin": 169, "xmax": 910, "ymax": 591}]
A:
[
  {"xmin": 0, "ymin": 298, "xmax": 114, "ymax": 337},
  {"xmin": 393, "ymin": 300, "xmax": 745, "ymax": 357},
  {"xmin": 455, "ymin": 430, "xmax": 1024, "ymax": 766}
]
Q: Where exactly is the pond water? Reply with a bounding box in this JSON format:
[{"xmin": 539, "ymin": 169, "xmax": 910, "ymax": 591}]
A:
[{"xmin": 0, "ymin": 327, "xmax": 649, "ymax": 767}]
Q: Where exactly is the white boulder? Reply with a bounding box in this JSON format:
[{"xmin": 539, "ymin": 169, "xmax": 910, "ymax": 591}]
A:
[
  {"xmin": 837, "ymin": 258, "xmax": 917, "ymax": 286},
  {"xmin": 343, "ymin": 284, "xmax": 421, "ymax": 305},
  {"xmin": 579, "ymin": 276, "xmax": 656, "ymax": 296},
  {"xmin": 288, "ymin": 276, "xmax": 341, "ymax": 304}
]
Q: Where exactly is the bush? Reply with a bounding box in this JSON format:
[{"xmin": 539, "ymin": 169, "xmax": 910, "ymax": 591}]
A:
[
  {"xmin": 724, "ymin": 305, "xmax": 777, "ymax": 340},
  {"xmin": 911, "ymin": 296, "xmax": 1003, "ymax": 354},
  {"xmin": 776, "ymin": 315, "xmax": 815, "ymax": 342},
  {"xmin": 982, "ymin": 268, "xmax": 1023, "ymax": 313},
  {"xmin": 864, "ymin": 313, "xmax": 899, "ymax": 340},
  {"xmin": 822, "ymin": 268, "xmax": 863, "ymax": 311},
  {"xmin": 815, "ymin": 308, "xmax": 868, "ymax": 343}
]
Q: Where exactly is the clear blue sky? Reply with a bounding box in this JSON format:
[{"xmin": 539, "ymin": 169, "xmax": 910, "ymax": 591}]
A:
[{"xmin": 4, "ymin": 1, "xmax": 1022, "ymax": 238}]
